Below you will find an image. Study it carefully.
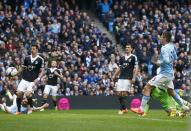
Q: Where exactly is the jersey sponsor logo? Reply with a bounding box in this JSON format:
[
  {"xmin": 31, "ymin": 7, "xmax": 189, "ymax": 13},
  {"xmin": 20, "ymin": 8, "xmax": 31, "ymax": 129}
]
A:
[
  {"xmin": 48, "ymin": 74, "xmax": 54, "ymax": 78},
  {"xmin": 122, "ymin": 63, "xmax": 129, "ymax": 68},
  {"xmin": 35, "ymin": 61, "xmax": 38, "ymax": 65},
  {"xmin": 128, "ymin": 58, "xmax": 132, "ymax": 62},
  {"xmin": 28, "ymin": 65, "xmax": 34, "ymax": 71}
]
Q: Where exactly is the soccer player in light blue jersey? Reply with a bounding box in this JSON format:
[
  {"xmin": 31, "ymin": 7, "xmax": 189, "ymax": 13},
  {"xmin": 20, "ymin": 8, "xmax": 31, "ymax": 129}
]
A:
[
  {"xmin": 131, "ymin": 31, "xmax": 189, "ymax": 115},
  {"xmin": 0, "ymin": 94, "xmax": 28, "ymax": 115}
]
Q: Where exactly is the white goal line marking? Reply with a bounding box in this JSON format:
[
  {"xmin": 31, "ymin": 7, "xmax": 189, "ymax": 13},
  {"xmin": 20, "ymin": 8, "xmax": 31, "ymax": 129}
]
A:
[
  {"xmin": 126, "ymin": 116, "xmax": 185, "ymax": 123},
  {"xmin": 68, "ymin": 113, "xmax": 186, "ymax": 123}
]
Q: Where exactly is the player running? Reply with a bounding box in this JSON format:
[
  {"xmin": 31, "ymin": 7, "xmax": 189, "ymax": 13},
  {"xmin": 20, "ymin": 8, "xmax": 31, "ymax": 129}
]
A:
[
  {"xmin": 132, "ymin": 31, "xmax": 189, "ymax": 115},
  {"xmin": 16, "ymin": 44, "xmax": 44, "ymax": 115},
  {"xmin": 113, "ymin": 44, "xmax": 138, "ymax": 114},
  {"xmin": 40, "ymin": 60, "xmax": 64, "ymax": 111}
]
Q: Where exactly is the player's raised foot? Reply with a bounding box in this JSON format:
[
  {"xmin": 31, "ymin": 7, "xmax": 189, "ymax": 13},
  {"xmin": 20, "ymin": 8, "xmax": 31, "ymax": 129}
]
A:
[
  {"xmin": 131, "ymin": 107, "xmax": 144, "ymax": 115},
  {"xmin": 15, "ymin": 112, "xmax": 21, "ymax": 115}
]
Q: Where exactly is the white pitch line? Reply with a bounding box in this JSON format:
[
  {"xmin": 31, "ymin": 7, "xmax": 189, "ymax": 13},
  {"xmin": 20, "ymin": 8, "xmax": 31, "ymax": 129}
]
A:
[
  {"xmin": 125, "ymin": 116, "xmax": 185, "ymax": 123},
  {"xmin": 68, "ymin": 113, "xmax": 186, "ymax": 123}
]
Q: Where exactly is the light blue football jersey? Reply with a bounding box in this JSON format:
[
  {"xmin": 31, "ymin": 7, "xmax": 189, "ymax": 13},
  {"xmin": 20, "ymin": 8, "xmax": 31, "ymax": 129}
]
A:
[
  {"xmin": 159, "ymin": 43, "xmax": 177, "ymax": 78},
  {"xmin": 9, "ymin": 95, "xmax": 28, "ymax": 114},
  {"xmin": 9, "ymin": 105, "xmax": 28, "ymax": 114}
]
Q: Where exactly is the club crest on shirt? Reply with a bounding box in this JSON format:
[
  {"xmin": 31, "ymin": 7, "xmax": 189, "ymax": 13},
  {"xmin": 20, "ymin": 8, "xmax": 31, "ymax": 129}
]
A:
[
  {"xmin": 35, "ymin": 61, "xmax": 38, "ymax": 64},
  {"xmin": 49, "ymin": 74, "xmax": 54, "ymax": 78},
  {"xmin": 28, "ymin": 65, "xmax": 34, "ymax": 71},
  {"xmin": 128, "ymin": 58, "xmax": 131, "ymax": 62},
  {"xmin": 122, "ymin": 63, "xmax": 129, "ymax": 68}
]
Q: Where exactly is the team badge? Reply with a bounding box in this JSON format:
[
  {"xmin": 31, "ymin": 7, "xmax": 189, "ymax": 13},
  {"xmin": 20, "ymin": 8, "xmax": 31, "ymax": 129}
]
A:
[
  {"xmin": 28, "ymin": 65, "xmax": 34, "ymax": 71},
  {"xmin": 49, "ymin": 74, "xmax": 54, "ymax": 78}
]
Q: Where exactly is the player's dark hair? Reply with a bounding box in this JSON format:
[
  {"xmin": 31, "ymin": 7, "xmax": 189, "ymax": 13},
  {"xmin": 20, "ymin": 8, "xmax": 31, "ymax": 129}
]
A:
[
  {"xmin": 125, "ymin": 43, "xmax": 133, "ymax": 49},
  {"xmin": 31, "ymin": 44, "xmax": 38, "ymax": 49},
  {"xmin": 162, "ymin": 31, "xmax": 171, "ymax": 43}
]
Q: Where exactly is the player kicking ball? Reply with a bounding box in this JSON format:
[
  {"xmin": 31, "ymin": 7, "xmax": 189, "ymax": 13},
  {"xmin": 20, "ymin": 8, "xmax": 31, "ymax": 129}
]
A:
[
  {"xmin": 132, "ymin": 32, "xmax": 189, "ymax": 115},
  {"xmin": 40, "ymin": 60, "xmax": 64, "ymax": 111},
  {"xmin": 16, "ymin": 44, "xmax": 44, "ymax": 115}
]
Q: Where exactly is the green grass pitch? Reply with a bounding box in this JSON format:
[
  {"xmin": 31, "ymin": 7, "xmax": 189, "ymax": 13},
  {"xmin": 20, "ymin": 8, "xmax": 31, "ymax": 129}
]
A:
[{"xmin": 0, "ymin": 110, "xmax": 189, "ymax": 131}]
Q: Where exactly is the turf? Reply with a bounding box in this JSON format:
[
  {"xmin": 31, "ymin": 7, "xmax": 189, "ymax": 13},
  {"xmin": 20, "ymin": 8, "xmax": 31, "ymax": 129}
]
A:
[{"xmin": 0, "ymin": 110, "xmax": 189, "ymax": 131}]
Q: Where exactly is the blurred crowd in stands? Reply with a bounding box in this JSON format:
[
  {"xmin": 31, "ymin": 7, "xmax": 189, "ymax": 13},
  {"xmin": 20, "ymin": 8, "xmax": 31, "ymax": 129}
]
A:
[
  {"xmin": 97, "ymin": 0, "xmax": 191, "ymax": 96},
  {"xmin": 0, "ymin": 0, "xmax": 190, "ymax": 97},
  {"xmin": 0, "ymin": 0, "xmax": 121, "ymax": 97}
]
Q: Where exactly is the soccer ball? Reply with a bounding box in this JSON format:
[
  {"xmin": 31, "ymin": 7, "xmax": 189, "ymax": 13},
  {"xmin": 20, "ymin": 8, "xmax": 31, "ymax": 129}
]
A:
[{"xmin": 6, "ymin": 67, "xmax": 18, "ymax": 76}]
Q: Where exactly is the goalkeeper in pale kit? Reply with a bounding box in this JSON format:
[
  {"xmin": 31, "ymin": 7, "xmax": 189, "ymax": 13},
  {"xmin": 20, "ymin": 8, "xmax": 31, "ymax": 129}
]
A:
[{"xmin": 131, "ymin": 86, "xmax": 191, "ymax": 117}]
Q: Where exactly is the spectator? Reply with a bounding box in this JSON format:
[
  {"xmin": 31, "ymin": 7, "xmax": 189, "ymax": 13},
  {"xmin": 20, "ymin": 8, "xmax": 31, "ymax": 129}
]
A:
[
  {"xmin": 0, "ymin": 0, "xmax": 190, "ymax": 97},
  {"xmin": 97, "ymin": 0, "xmax": 191, "ymax": 96},
  {"xmin": 98, "ymin": 0, "xmax": 113, "ymax": 19}
]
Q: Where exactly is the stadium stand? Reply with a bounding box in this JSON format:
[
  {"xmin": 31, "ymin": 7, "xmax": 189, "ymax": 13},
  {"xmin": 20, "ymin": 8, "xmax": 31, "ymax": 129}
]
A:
[
  {"xmin": 0, "ymin": 0, "xmax": 190, "ymax": 97},
  {"xmin": 97, "ymin": 0, "xmax": 191, "ymax": 96}
]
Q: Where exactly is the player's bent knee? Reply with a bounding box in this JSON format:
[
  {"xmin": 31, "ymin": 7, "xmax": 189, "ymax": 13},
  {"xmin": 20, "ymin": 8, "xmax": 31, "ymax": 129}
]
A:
[
  {"xmin": 167, "ymin": 88, "xmax": 174, "ymax": 96},
  {"xmin": 145, "ymin": 83, "xmax": 153, "ymax": 90},
  {"xmin": 142, "ymin": 84, "xmax": 152, "ymax": 96}
]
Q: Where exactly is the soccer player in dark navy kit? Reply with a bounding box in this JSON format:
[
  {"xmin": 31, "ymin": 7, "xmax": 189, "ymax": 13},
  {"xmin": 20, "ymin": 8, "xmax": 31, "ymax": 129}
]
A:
[
  {"xmin": 113, "ymin": 44, "xmax": 138, "ymax": 114},
  {"xmin": 16, "ymin": 44, "xmax": 44, "ymax": 115},
  {"xmin": 41, "ymin": 60, "xmax": 64, "ymax": 110}
]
